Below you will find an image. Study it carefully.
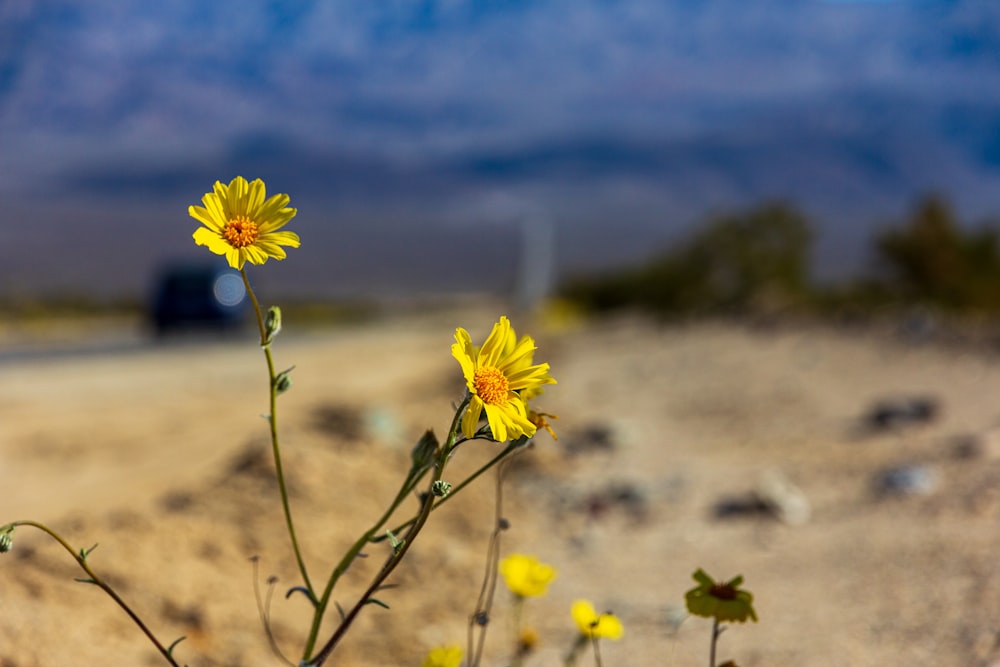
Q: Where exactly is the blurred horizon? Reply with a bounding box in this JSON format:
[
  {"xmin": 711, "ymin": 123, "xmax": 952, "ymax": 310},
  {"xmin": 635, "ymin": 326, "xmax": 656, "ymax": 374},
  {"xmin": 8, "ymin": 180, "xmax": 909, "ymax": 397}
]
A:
[{"xmin": 2, "ymin": 0, "xmax": 1000, "ymax": 302}]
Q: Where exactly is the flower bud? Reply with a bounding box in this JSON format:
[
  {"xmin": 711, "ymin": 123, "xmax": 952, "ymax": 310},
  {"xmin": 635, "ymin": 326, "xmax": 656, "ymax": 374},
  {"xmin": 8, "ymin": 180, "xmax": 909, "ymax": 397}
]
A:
[
  {"xmin": 274, "ymin": 366, "xmax": 295, "ymax": 395},
  {"xmin": 432, "ymin": 480, "xmax": 452, "ymax": 497},
  {"xmin": 264, "ymin": 306, "xmax": 282, "ymax": 345},
  {"xmin": 410, "ymin": 431, "xmax": 439, "ymax": 469},
  {"xmin": 0, "ymin": 530, "xmax": 12, "ymax": 554}
]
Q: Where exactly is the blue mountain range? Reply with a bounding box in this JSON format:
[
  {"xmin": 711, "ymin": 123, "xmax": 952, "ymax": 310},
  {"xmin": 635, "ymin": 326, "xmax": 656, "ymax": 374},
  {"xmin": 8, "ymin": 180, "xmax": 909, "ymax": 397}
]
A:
[{"xmin": 1, "ymin": 0, "xmax": 999, "ymax": 299}]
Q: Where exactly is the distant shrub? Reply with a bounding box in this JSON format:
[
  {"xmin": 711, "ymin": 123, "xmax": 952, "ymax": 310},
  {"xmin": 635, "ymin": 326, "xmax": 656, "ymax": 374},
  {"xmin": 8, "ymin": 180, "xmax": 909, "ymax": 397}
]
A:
[
  {"xmin": 560, "ymin": 201, "xmax": 813, "ymax": 316},
  {"xmin": 873, "ymin": 194, "xmax": 1000, "ymax": 313}
]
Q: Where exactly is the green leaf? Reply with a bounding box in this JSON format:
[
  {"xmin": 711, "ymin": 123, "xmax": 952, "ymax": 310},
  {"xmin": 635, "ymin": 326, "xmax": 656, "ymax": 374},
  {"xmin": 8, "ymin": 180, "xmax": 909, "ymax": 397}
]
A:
[
  {"xmin": 365, "ymin": 597, "xmax": 390, "ymax": 610},
  {"xmin": 167, "ymin": 636, "xmax": 187, "ymax": 657},
  {"xmin": 385, "ymin": 530, "xmax": 405, "ymax": 555}
]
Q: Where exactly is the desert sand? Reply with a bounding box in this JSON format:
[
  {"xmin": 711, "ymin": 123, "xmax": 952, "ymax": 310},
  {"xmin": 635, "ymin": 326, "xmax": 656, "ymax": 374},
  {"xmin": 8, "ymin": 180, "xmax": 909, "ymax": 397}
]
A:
[{"xmin": 2, "ymin": 305, "xmax": 1000, "ymax": 667}]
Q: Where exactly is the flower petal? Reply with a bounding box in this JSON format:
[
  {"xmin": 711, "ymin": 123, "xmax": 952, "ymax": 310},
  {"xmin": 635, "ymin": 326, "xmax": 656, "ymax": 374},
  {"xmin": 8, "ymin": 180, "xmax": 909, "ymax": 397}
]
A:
[
  {"xmin": 506, "ymin": 364, "xmax": 555, "ymax": 390},
  {"xmin": 257, "ymin": 192, "xmax": 293, "ymax": 222},
  {"xmin": 189, "ymin": 205, "xmax": 223, "ymax": 231},
  {"xmin": 483, "ymin": 403, "xmax": 508, "ymax": 442},
  {"xmin": 225, "ymin": 247, "xmax": 243, "ymax": 269},
  {"xmin": 462, "ymin": 396, "xmax": 484, "ymax": 438},
  {"xmin": 246, "ymin": 178, "xmax": 265, "ymax": 216},
  {"xmin": 451, "ymin": 328, "xmax": 477, "ymax": 386},
  {"xmin": 479, "ymin": 317, "xmax": 512, "ymax": 369},
  {"xmin": 261, "ymin": 230, "xmax": 301, "ymax": 248}
]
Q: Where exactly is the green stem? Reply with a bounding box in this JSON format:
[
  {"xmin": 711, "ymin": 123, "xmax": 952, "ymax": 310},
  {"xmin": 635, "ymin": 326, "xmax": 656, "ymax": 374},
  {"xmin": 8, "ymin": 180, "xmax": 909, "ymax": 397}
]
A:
[
  {"xmin": 510, "ymin": 596, "xmax": 524, "ymax": 667},
  {"xmin": 241, "ymin": 269, "xmax": 315, "ymax": 602},
  {"xmin": 563, "ymin": 635, "xmax": 587, "ymax": 667},
  {"xmin": 375, "ymin": 439, "xmax": 520, "ymax": 543},
  {"xmin": 467, "ymin": 459, "xmax": 514, "ymax": 667},
  {"xmin": 299, "ymin": 461, "xmax": 431, "ymax": 659},
  {"xmin": 303, "ymin": 397, "xmax": 470, "ymax": 667},
  {"xmin": 2, "ymin": 521, "xmax": 181, "ymax": 667},
  {"xmin": 590, "ymin": 635, "xmax": 604, "ymax": 667},
  {"xmin": 710, "ymin": 618, "xmax": 719, "ymax": 667}
]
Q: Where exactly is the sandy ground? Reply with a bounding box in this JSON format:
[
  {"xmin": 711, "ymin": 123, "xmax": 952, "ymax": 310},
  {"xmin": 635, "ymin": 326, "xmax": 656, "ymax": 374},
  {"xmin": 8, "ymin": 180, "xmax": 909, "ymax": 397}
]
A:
[{"xmin": 2, "ymin": 306, "xmax": 1000, "ymax": 667}]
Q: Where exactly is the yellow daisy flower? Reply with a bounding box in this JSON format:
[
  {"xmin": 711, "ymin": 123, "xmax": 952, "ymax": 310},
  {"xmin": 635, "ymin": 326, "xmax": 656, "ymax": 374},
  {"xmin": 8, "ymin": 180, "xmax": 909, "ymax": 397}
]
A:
[
  {"xmin": 499, "ymin": 553, "xmax": 558, "ymax": 598},
  {"xmin": 571, "ymin": 600, "xmax": 624, "ymax": 640},
  {"xmin": 189, "ymin": 176, "xmax": 300, "ymax": 270},
  {"xmin": 684, "ymin": 568, "xmax": 758, "ymax": 623},
  {"xmin": 422, "ymin": 644, "xmax": 463, "ymax": 667},
  {"xmin": 451, "ymin": 316, "xmax": 555, "ymax": 442}
]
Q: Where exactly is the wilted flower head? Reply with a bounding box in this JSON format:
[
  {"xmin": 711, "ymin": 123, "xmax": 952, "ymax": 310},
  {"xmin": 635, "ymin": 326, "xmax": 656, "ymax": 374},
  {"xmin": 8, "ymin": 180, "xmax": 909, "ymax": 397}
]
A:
[
  {"xmin": 421, "ymin": 644, "xmax": 463, "ymax": 667},
  {"xmin": 685, "ymin": 568, "xmax": 758, "ymax": 623},
  {"xmin": 571, "ymin": 600, "xmax": 624, "ymax": 640},
  {"xmin": 189, "ymin": 176, "xmax": 299, "ymax": 270},
  {"xmin": 500, "ymin": 553, "xmax": 558, "ymax": 598},
  {"xmin": 452, "ymin": 316, "xmax": 555, "ymax": 442},
  {"xmin": 523, "ymin": 386, "xmax": 559, "ymax": 440},
  {"xmin": 517, "ymin": 626, "xmax": 540, "ymax": 656}
]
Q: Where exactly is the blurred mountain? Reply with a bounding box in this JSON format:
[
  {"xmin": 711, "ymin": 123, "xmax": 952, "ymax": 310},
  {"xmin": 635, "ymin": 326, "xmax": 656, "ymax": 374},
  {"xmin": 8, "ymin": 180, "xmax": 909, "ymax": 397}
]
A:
[{"xmin": 1, "ymin": 1, "xmax": 999, "ymax": 299}]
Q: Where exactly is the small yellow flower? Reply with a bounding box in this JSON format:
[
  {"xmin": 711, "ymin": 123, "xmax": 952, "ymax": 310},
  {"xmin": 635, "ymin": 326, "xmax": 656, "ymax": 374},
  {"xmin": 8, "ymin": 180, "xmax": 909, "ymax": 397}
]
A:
[
  {"xmin": 452, "ymin": 316, "xmax": 556, "ymax": 441},
  {"xmin": 422, "ymin": 644, "xmax": 463, "ymax": 667},
  {"xmin": 189, "ymin": 176, "xmax": 300, "ymax": 270},
  {"xmin": 571, "ymin": 600, "xmax": 624, "ymax": 640},
  {"xmin": 684, "ymin": 568, "xmax": 758, "ymax": 623},
  {"xmin": 500, "ymin": 553, "xmax": 558, "ymax": 598}
]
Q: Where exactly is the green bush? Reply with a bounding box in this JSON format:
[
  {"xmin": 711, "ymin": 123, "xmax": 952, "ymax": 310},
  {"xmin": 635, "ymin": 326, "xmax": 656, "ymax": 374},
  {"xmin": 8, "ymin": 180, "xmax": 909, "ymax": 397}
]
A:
[
  {"xmin": 561, "ymin": 201, "xmax": 813, "ymax": 316},
  {"xmin": 874, "ymin": 194, "xmax": 1000, "ymax": 313}
]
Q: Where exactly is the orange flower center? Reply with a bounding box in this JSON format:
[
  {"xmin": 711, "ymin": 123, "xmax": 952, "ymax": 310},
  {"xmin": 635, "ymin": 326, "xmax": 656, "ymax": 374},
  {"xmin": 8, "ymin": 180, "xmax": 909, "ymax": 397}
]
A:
[
  {"xmin": 223, "ymin": 216, "xmax": 259, "ymax": 248},
  {"xmin": 473, "ymin": 366, "xmax": 510, "ymax": 405}
]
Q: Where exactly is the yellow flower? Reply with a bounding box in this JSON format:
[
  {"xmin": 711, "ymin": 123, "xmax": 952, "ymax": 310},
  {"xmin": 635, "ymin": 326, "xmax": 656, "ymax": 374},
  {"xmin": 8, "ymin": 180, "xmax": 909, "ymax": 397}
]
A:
[
  {"xmin": 189, "ymin": 176, "xmax": 300, "ymax": 270},
  {"xmin": 499, "ymin": 553, "xmax": 557, "ymax": 598},
  {"xmin": 451, "ymin": 316, "xmax": 555, "ymax": 442},
  {"xmin": 571, "ymin": 600, "xmax": 624, "ymax": 640},
  {"xmin": 684, "ymin": 568, "xmax": 758, "ymax": 623},
  {"xmin": 422, "ymin": 644, "xmax": 463, "ymax": 667}
]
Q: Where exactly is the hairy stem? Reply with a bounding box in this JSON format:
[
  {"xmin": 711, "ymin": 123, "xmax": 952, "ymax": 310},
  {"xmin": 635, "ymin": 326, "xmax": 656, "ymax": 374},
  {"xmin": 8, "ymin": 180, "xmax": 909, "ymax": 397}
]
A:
[
  {"xmin": 468, "ymin": 459, "xmax": 514, "ymax": 667},
  {"xmin": 2, "ymin": 521, "xmax": 182, "ymax": 667},
  {"xmin": 304, "ymin": 397, "xmax": 470, "ymax": 666},
  {"xmin": 241, "ymin": 269, "xmax": 315, "ymax": 602},
  {"xmin": 377, "ymin": 439, "xmax": 521, "ymax": 543},
  {"xmin": 710, "ymin": 618, "xmax": 719, "ymax": 667},
  {"xmin": 300, "ymin": 459, "xmax": 431, "ymax": 659}
]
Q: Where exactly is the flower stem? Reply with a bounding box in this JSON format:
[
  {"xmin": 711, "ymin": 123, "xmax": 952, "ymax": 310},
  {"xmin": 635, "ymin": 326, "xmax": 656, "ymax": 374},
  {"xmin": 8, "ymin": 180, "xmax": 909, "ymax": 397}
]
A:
[
  {"xmin": 240, "ymin": 269, "xmax": 315, "ymax": 602},
  {"xmin": 466, "ymin": 464, "xmax": 510, "ymax": 667},
  {"xmin": 377, "ymin": 439, "xmax": 521, "ymax": 542},
  {"xmin": 590, "ymin": 635, "xmax": 605, "ymax": 667},
  {"xmin": 563, "ymin": 635, "xmax": 587, "ymax": 666},
  {"xmin": 710, "ymin": 618, "xmax": 719, "ymax": 667},
  {"xmin": 2, "ymin": 520, "xmax": 182, "ymax": 667},
  {"xmin": 299, "ymin": 458, "xmax": 431, "ymax": 659},
  {"xmin": 303, "ymin": 397, "xmax": 470, "ymax": 666},
  {"xmin": 510, "ymin": 596, "xmax": 524, "ymax": 667}
]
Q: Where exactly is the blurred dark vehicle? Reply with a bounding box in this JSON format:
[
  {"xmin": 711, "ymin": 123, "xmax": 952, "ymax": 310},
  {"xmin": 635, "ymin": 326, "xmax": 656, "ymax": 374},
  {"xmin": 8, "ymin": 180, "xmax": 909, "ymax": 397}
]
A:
[{"xmin": 150, "ymin": 264, "xmax": 250, "ymax": 335}]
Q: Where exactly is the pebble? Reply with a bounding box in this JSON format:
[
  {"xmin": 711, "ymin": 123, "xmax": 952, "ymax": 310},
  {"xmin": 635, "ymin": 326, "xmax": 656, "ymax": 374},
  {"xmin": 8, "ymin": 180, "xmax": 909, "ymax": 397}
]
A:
[
  {"xmin": 755, "ymin": 469, "xmax": 811, "ymax": 525},
  {"xmin": 875, "ymin": 463, "xmax": 939, "ymax": 497}
]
